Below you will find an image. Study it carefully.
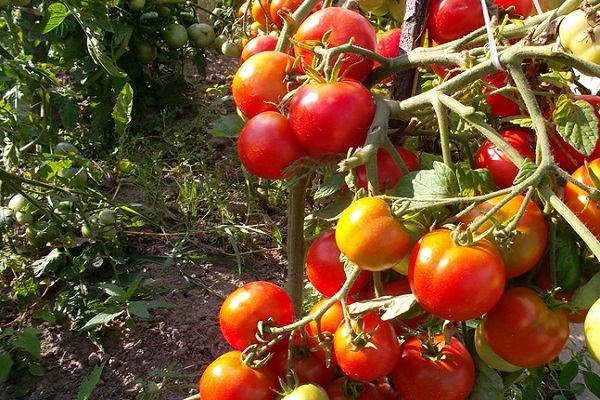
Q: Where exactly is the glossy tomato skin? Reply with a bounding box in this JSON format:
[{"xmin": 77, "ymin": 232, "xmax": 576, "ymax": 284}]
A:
[
  {"xmin": 282, "ymin": 384, "xmax": 330, "ymax": 400},
  {"xmin": 563, "ymin": 158, "xmax": 600, "ymax": 239},
  {"xmin": 289, "ymin": 79, "xmax": 375, "ymax": 158},
  {"xmin": 232, "ymin": 51, "xmax": 295, "ymax": 118},
  {"xmin": 219, "ymin": 281, "xmax": 295, "ymax": 351},
  {"xmin": 559, "ymin": 9, "xmax": 600, "ymax": 65},
  {"xmin": 391, "ymin": 335, "xmax": 476, "ymax": 400},
  {"xmin": 408, "ymin": 229, "xmax": 505, "ymax": 321},
  {"xmin": 237, "ymin": 111, "xmax": 307, "ymax": 180},
  {"xmin": 240, "ymin": 35, "xmax": 278, "ymax": 62},
  {"xmin": 326, "ymin": 377, "xmax": 383, "ymax": 400},
  {"xmin": 427, "ymin": 0, "xmax": 485, "ymax": 44},
  {"xmin": 199, "ymin": 350, "xmax": 279, "ymax": 400},
  {"xmin": 293, "ymin": 7, "xmax": 377, "ymax": 82},
  {"xmin": 494, "ymin": 0, "xmax": 532, "ymax": 16},
  {"xmin": 483, "ymin": 72, "xmax": 523, "ymax": 117},
  {"xmin": 354, "ymin": 146, "xmax": 421, "ymax": 193},
  {"xmin": 474, "ymin": 129, "xmax": 536, "ymax": 189},
  {"xmin": 335, "ymin": 197, "xmax": 411, "ymax": 272},
  {"xmin": 306, "ymin": 230, "xmax": 372, "ymax": 297},
  {"xmin": 333, "ymin": 313, "xmax": 400, "ymax": 382},
  {"xmin": 269, "ymin": 0, "xmax": 304, "ymax": 25},
  {"xmin": 458, "ymin": 194, "xmax": 548, "ymax": 278},
  {"xmin": 474, "ymin": 322, "xmax": 521, "ymax": 372},
  {"xmin": 483, "ymin": 286, "xmax": 570, "ymax": 368}
]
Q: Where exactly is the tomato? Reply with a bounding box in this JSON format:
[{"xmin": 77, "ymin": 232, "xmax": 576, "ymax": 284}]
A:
[
  {"xmin": 251, "ymin": 0, "xmax": 271, "ymax": 25},
  {"xmin": 127, "ymin": 0, "xmax": 146, "ymax": 11},
  {"xmin": 408, "ymin": 229, "xmax": 505, "ymax": 321},
  {"xmin": 374, "ymin": 28, "xmax": 402, "ymax": 78},
  {"xmin": 288, "ymin": 79, "xmax": 375, "ymax": 158},
  {"xmin": 474, "ymin": 129, "xmax": 536, "ymax": 189},
  {"xmin": 293, "ymin": 7, "xmax": 377, "ymax": 82},
  {"xmin": 335, "ymin": 197, "xmax": 411, "ymax": 272},
  {"xmin": 426, "ymin": 0, "xmax": 485, "ymax": 44},
  {"xmin": 458, "ymin": 194, "xmax": 548, "ymax": 278},
  {"xmin": 374, "ymin": 377, "xmax": 400, "ymax": 400},
  {"xmin": 305, "ymin": 298, "xmax": 350, "ymax": 364},
  {"xmin": 8, "ymin": 193, "xmax": 29, "ymax": 211},
  {"xmin": 221, "ymin": 39, "xmax": 243, "ymax": 58},
  {"xmin": 563, "ymin": 158, "xmax": 600, "ymax": 239},
  {"xmin": 199, "ymin": 351, "xmax": 278, "ymax": 400},
  {"xmin": 135, "ymin": 41, "xmax": 157, "ymax": 63},
  {"xmin": 306, "ymin": 230, "xmax": 372, "ymax": 297},
  {"xmin": 353, "ymin": 146, "xmax": 420, "ymax": 193},
  {"xmin": 357, "ymin": 0, "xmax": 388, "ymax": 15},
  {"xmin": 57, "ymin": 167, "xmax": 88, "ymax": 189},
  {"xmin": 326, "ymin": 377, "xmax": 383, "ymax": 400},
  {"xmin": 474, "ymin": 322, "xmax": 521, "ymax": 372},
  {"xmin": 483, "ymin": 72, "xmax": 523, "ymax": 117},
  {"xmin": 391, "ymin": 335, "xmax": 475, "ymax": 400},
  {"xmin": 270, "ymin": 0, "xmax": 304, "ymax": 25},
  {"xmin": 54, "ymin": 142, "xmax": 79, "ymax": 155},
  {"xmin": 272, "ymin": 347, "xmax": 335, "ymax": 388},
  {"xmin": 162, "ymin": 24, "xmax": 188, "ymax": 49},
  {"xmin": 282, "ymin": 384, "xmax": 329, "ymax": 400},
  {"xmin": 237, "ymin": 111, "xmax": 307, "ymax": 180},
  {"xmin": 98, "ymin": 209, "xmax": 117, "ymax": 225},
  {"xmin": 585, "ymin": 296, "xmax": 600, "ymax": 364},
  {"xmin": 232, "ymin": 51, "xmax": 296, "ymax": 118},
  {"xmin": 483, "ymin": 286, "xmax": 570, "ymax": 368},
  {"xmin": 187, "ymin": 23, "xmax": 216, "ymax": 48},
  {"xmin": 219, "ymin": 281, "xmax": 295, "ymax": 351},
  {"xmin": 388, "ymin": 0, "xmax": 405, "ymax": 22},
  {"xmin": 494, "ymin": 0, "xmax": 532, "ymax": 16},
  {"xmin": 559, "ymin": 9, "xmax": 600, "ymax": 65},
  {"xmin": 241, "ymin": 35, "xmax": 278, "ymax": 62},
  {"xmin": 333, "ymin": 313, "xmax": 400, "ymax": 381}
]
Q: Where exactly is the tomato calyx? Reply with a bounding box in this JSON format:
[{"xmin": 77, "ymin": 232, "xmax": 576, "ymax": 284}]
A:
[
  {"xmin": 346, "ymin": 317, "xmax": 381, "ymax": 350},
  {"xmin": 340, "ymin": 378, "xmax": 373, "ymax": 399}
]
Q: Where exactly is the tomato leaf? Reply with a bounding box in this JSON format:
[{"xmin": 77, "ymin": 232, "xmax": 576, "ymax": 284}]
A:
[
  {"xmin": 12, "ymin": 328, "xmax": 42, "ymax": 358},
  {"xmin": 347, "ymin": 294, "xmax": 421, "ymax": 320},
  {"xmin": 468, "ymin": 358, "xmax": 505, "ymax": 400},
  {"xmin": 583, "ymin": 371, "xmax": 600, "ymax": 398},
  {"xmin": 113, "ymin": 83, "xmax": 133, "ymax": 135},
  {"xmin": 557, "ymin": 360, "xmax": 579, "ymax": 388},
  {"xmin": 77, "ymin": 362, "xmax": 105, "ymax": 400},
  {"xmin": 208, "ymin": 113, "xmax": 245, "ymax": 138},
  {"xmin": 314, "ymin": 173, "xmax": 345, "ymax": 200},
  {"xmin": 512, "ymin": 158, "xmax": 538, "ymax": 186},
  {"xmin": 32, "ymin": 248, "xmax": 68, "ymax": 277},
  {"xmin": 0, "ymin": 353, "xmax": 13, "ymax": 383},
  {"xmin": 553, "ymin": 94, "xmax": 599, "ymax": 157},
  {"xmin": 38, "ymin": 3, "xmax": 69, "ymax": 34},
  {"xmin": 392, "ymin": 161, "xmax": 459, "ymax": 207},
  {"xmin": 571, "ymin": 271, "xmax": 600, "ymax": 309},
  {"xmin": 455, "ymin": 163, "xmax": 495, "ymax": 197}
]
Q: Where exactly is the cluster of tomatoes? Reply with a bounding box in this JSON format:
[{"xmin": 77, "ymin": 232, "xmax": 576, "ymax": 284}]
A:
[{"xmin": 199, "ymin": 0, "xmax": 600, "ymax": 398}]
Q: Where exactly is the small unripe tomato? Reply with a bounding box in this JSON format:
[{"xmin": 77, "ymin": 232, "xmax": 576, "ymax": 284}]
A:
[{"xmin": 559, "ymin": 9, "xmax": 600, "ymax": 65}]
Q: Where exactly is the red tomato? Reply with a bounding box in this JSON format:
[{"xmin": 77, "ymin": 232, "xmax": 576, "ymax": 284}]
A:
[
  {"xmin": 483, "ymin": 72, "xmax": 523, "ymax": 117},
  {"xmin": 474, "ymin": 129, "xmax": 536, "ymax": 189},
  {"xmin": 293, "ymin": 7, "xmax": 377, "ymax": 82},
  {"xmin": 408, "ymin": 229, "xmax": 505, "ymax": 321},
  {"xmin": 563, "ymin": 158, "xmax": 600, "ymax": 239},
  {"xmin": 333, "ymin": 313, "xmax": 400, "ymax": 381},
  {"xmin": 272, "ymin": 346, "xmax": 336, "ymax": 388},
  {"xmin": 391, "ymin": 335, "xmax": 475, "ymax": 400},
  {"xmin": 326, "ymin": 377, "xmax": 383, "ymax": 400},
  {"xmin": 375, "ymin": 28, "xmax": 402, "ymax": 61},
  {"xmin": 305, "ymin": 298, "xmax": 352, "ymax": 364},
  {"xmin": 458, "ymin": 194, "xmax": 548, "ymax": 278},
  {"xmin": 269, "ymin": 0, "xmax": 303, "ymax": 25},
  {"xmin": 354, "ymin": 146, "xmax": 421, "ymax": 193},
  {"xmin": 375, "ymin": 377, "xmax": 401, "ymax": 400},
  {"xmin": 288, "ymin": 79, "xmax": 375, "ymax": 158},
  {"xmin": 426, "ymin": 0, "xmax": 485, "ymax": 44},
  {"xmin": 199, "ymin": 350, "xmax": 278, "ymax": 400},
  {"xmin": 237, "ymin": 111, "xmax": 307, "ymax": 180},
  {"xmin": 251, "ymin": 0, "xmax": 270, "ymax": 25},
  {"xmin": 232, "ymin": 51, "xmax": 296, "ymax": 118},
  {"xmin": 483, "ymin": 286, "xmax": 570, "ymax": 368},
  {"xmin": 241, "ymin": 35, "xmax": 278, "ymax": 62},
  {"xmin": 494, "ymin": 0, "xmax": 533, "ymax": 16},
  {"xmin": 219, "ymin": 281, "xmax": 295, "ymax": 351},
  {"xmin": 306, "ymin": 230, "xmax": 372, "ymax": 297}
]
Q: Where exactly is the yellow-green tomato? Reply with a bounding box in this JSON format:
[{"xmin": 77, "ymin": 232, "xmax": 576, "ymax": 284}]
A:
[
  {"xmin": 474, "ymin": 322, "xmax": 521, "ymax": 372},
  {"xmin": 281, "ymin": 384, "xmax": 329, "ymax": 400},
  {"xmin": 163, "ymin": 24, "xmax": 188, "ymax": 49},
  {"xmin": 187, "ymin": 23, "xmax": 216, "ymax": 48},
  {"xmin": 8, "ymin": 193, "xmax": 29, "ymax": 211},
  {"xmin": 585, "ymin": 296, "xmax": 600, "ymax": 364},
  {"xmin": 559, "ymin": 9, "xmax": 600, "ymax": 65}
]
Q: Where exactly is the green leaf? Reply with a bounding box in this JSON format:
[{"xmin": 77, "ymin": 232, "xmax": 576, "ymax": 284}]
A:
[
  {"xmin": 392, "ymin": 162, "xmax": 459, "ymax": 206},
  {"xmin": 557, "ymin": 360, "xmax": 579, "ymax": 388},
  {"xmin": 128, "ymin": 300, "xmax": 176, "ymax": 319},
  {"xmin": 571, "ymin": 271, "xmax": 600, "ymax": 309},
  {"xmin": 28, "ymin": 363, "xmax": 44, "ymax": 377},
  {"xmin": 0, "ymin": 353, "xmax": 13, "ymax": 383},
  {"xmin": 455, "ymin": 162, "xmax": 495, "ymax": 197},
  {"xmin": 99, "ymin": 283, "xmax": 127, "ymax": 301},
  {"xmin": 193, "ymin": 50, "xmax": 207, "ymax": 76},
  {"xmin": 113, "ymin": 82, "xmax": 133, "ymax": 135},
  {"xmin": 58, "ymin": 96, "xmax": 80, "ymax": 131},
  {"xmin": 553, "ymin": 94, "xmax": 599, "ymax": 157},
  {"xmin": 40, "ymin": 3, "xmax": 69, "ymax": 34},
  {"xmin": 583, "ymin": 371, "xmax": 600, "ymax": 398},
  {"xmin": 12, "ymin": 329, "xmax": 41, "ymax": 358},
  {"xmin": 208, "ymin": 113, "xmax": 245, "ymax": 138},
  {"xmin": 512, "ymin": 158, "xmax": 538, "ymax": 186},
  {"xmin": 32, "ymin": 248, "xmax": 67, "ymax": 277},
  {"xmin": 80, "ymin": 308, "xmax": 124, "ymax": 331},
  {"xmin": 468, "ymin": 358, "xmax": 505, "ymax": 400},
  {"xmin": 77, "ymin": 362, "xmax": 105, "ymax": 400},
  {"xmin": 314, "ymin": 173, "xmax": 345, "ymax": 200},
  {"xmin": 86, "ymin": 36, "xmax": 127, "ymax": 77}
]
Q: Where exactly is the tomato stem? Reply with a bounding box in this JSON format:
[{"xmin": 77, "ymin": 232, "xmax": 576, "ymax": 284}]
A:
[{"xmin": 286, "ymin": 173, "xmax": 308, "ymax": 317}]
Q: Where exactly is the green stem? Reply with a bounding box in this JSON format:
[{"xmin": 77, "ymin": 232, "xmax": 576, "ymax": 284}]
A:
[
  {"xmin": 286, "ymin": 174, "xmax": 309, "ymax": 317},
  {"xmin": 432, "ymin": 97, "xmax": 453, "ymax": 168}
]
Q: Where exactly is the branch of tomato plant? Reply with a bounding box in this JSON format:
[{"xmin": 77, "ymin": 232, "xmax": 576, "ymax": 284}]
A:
[
  {"xmin": 431, "ymin": 97, "xmax": 454, "ymax": 167},
  {"xmin": 275, "ymin": 0, "xmax": 322, "ymax": 53}
]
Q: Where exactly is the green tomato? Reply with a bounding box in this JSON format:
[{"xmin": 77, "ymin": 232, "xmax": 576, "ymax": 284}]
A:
[
  {"xmin": 221, "ymin": 39, "xmax": 242, "ymax": 58},
  {"xmin": 281, "ymin": 384, "xmax": 329, "ymax": 400},
  {"xmin": 26, "ymin": 221, "xmax": 60, "ymax": 247},
  {"xmin": 559, "ymin": 9, "xmax": 600, "ymax": 65},
  {"xmin": 98, "ymin": 225, "xmax": 118, "ymax": 241},
  {"xmin": 81, "ymin": 224, "xmax": 94, "ymax": 238},
  {"xmin": 15, "ymin": 211, "xmax": 33, "ymax": 225},
  {"xmin": 135, "ymin": 41, "xmax": 158, "ymax": 63},
  {"xmin": 57, "ymin": 167, "xmax": 88, "ymax": 189},
  {"xmin": 8, "ymin": 193, "xmax": 29, "ymax": 211},
  {"xmin": 98, "ymin": 209, "xmax": 117, "ymax": 225},
  {"xmin": 585, "ymin": 296, "xmax": 600, "ymax": 364},
  {"xmin": 358, "ymin": 0, "xmax": 389, "ymax": 14},
  {"xmin": 155, "ymin": 5, "xmax": 172, "ymax": 19},
  {"xmin": 213, "ymin": 34, "xmax": 227, "ymax": 50},
  {"xmin": 474, "ymin": 322, "xmax": 521, "ymax": 372},
  {"xmin": 187, "ymin": 23, "xmax": 216, "ymax": 48},
  {"xmin": 55, "ymin": 142, "xmax": 79, "ymax": 155},
  {"xmin": 127, "ymin": 0, "xmax": 146, "ymax": 11},
  {"xmin": 388, "ymin": 0, "xmax": 406, "ymax": 22},
  {"xmin": 163, "ymin": 23, "xmax": 188, "ymax": 49}
]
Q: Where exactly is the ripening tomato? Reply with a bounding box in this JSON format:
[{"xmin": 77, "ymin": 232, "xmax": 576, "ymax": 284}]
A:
[
  {"xmin": 241, "ymin": 35, "xmax": 279, "ymax": 62},
  {"xmin": 391, "ymin": 335, "xmax": 476, "ymax": 400},
  {"xmin": 494, "ymin": 0, "xmax": 533, "ymax": 16},
  {"xmin": 293, "ymin": 7, "xmax": 377, "ymax": 82},
  {"xmin": 335, "ymin": 197, "xmax": 412, "ymax": 272},
  {"xmin": 219, "ymin": 281, "xmax": 295, "ymax": 351},
  {"xmin": 232, "ymin": 51, "xmax": 296, "ymax": 118},
  {"xmin": 426, "ymin": 0, "xmax": 485, "ymax": 44},
  {"xmin": 474, "ymin": 129, "xmax": 536, "ymax": 189},
  {"xmin": 408, "ymin": 229, "xmax": 505, "ymax": 321},
  {"xmin": 269, "ymin": 0, "xmax": 303, "ymax": 25},
  {"xmin": 326, "ymin": 377, "xmax": 383, "ymax": 400},
  {"xmin": 483, "ymin": 72, "xmax": 523, "ymax": 117},
  {"xmin": 251, "ymin": 0, "xmax": 270, "ymax": 25},
  {"xmin": 474, "ymin": 322, "xmax": 521, "ymax": 372},
  {"xmin": 305, "ymin": 298, "xmax": 349, "ymax": 364},
  {"xmin": 585, "ymin": 296, "xmax": 600, "ymax": 364},
  {"xmin": 559, "ymin": 9, "xmax": 600, "ymax": 65},
  {"xmin": 199, "ymin": 351, "xmax": 279, "ymax": 400},
  {"xmin": 334, "ymin": 313, "xmax": 400, "ymax": 382},
  {"xmin": 374, "ymin": 28, "xmax": 402, "ymax": 77},
  {"xmin": 306, "ymin": 230, "xmax": 372, "ymax": 297},
  {"xmin": 288, "ymin": 79, "xmax": 375, "ymax": 158},
  {"xmin": 483, "ymin": 287, "xmax": 570, "ymax": 368},
  {"xmin": 354, "ymin": 146, "xmax": 421, "ymax": 193},
  {"xmin": 458, "ymin": 194, "xmax": 548, "ymax": 278},
  {"xmin": 237, "ymin": 111, "xmax": 307, "ymax": 180},
  {"xmin": 563, "ymin": 158, "xmax": 600, "ymax": 239}
]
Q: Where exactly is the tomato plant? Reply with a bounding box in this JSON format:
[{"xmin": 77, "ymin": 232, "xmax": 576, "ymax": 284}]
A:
[
  {"xmin": 219, "ymin": 281, "xmax": 295, "ymax": 351},
  {"xmin": 162, "ymin": 23, "xmax": 188, "ymax": 49},
  {"xmin": 408, "ymin": 229, "xmax": 505, "ymax": 321},
  {"xmin": 272, "ymin": 345, "xmax": 336, "ymax": 387},
  {"xmin": 559, "ymin": 9, "xmax": 600, "ymax": 65},
  {"xmin": 353, "ymin": 146, "xmax": 421, "ymax": 193},
  {"xmin": 391, "ymin": 335, "xmax": 476, "ymax": 400},
  {"xmin": 241, "ymin": 35, "xmax": 279, "ymax": 62},
  {"xmin": 482, "ymin": 72, "xmax": 523, "ymax": 117},
  {"xmin": 426, "ymin": 0, "xmax": 485, "ymax": 44},
  {"xmin": 482, "ymin": 286, "xmax": 570, "ymax": 368},
  {"xmin": 335, "ymin": 197, "xmax": 411, "ymax": 272}
]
